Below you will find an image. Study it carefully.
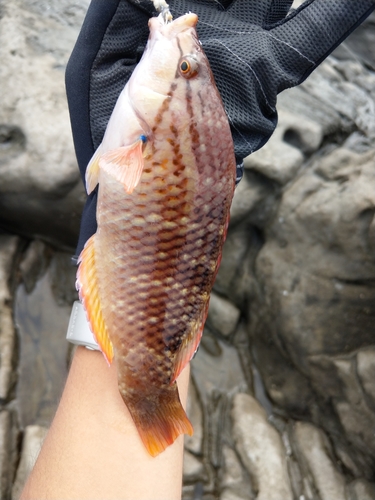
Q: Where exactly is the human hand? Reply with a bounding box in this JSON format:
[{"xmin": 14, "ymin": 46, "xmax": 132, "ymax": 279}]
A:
[{"xmin": 65, "ymin": 0, "xmax": 375, "ymax": 256}]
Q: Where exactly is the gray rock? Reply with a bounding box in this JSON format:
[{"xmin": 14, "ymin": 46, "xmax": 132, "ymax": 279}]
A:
[
  {"xmin": 207, "ymin": 292, "xmax": 240, "ymax": 338},
  {"xmin": 250, "ymin": 146, "xmax": 375, "ymax": 477},
  {"xmin": 293, "ymin": 422, "xmax": 346, "ymax": 500},
  {"xmin": 214, "ymin": 222, "xmax": 252, "ymax": 300},
  {"xmin": 333, "ymin": 11, "xmax": 375, "ymax": 69},
  {"xmin": 12, "ymin": 425, "xmax": 48, "ymax": 500},
  {"xmin": 183, "ymin": 450, "xmax": 205, "ymax": 484},
  {"xmin": 0, "ymin": 410, "xmax": 19, "ymax": 500},
  {"xmin": 333, "ymin": 358, "xmax": 375, "ymax": 460},
  {"xmin": 231, "ymin": 393, "xmax": 293, "ymax": 500},
  {"xmin": 220, "ymin": 445, "xmax": 254, "ymax": 500},
  {"xmin": 0, "ymin": 0, "xmax": 87, "ymax": 249},
  {"xmin": 0, "ymin": 235, "xmax": 22, "ymax": 403},
  {"xmin": 356, "ymin": 347, "xmax": 375, "ymax": 406},
  {"xmin": 230, "ymin": 171, "xmax": 275, "ymax": 226},
  {"xmin": 19, "ymin": 240, "xmax": 50, "ymax": 294},
  {"xmin": 191, "ymin": 332, "xmax": 249, "ymax": 470},
  {"xmin": 244, "ymin": 110, "xmax": 323, "ymax": 185},
  {"xmin": 346, "ymin": 478, "xmax": 375, "ymax": 500},
  {"xmin": 185, "ymin": 379, "xmax": 203, "ymax": 455},
  {"xmin": 15, "ymin": 251, "xmax": 72, "ymax": 427}
]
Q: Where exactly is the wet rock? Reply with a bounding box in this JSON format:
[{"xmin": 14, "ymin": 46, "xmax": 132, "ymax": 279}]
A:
[
  {"xmin": 15, "ymin": 251, "xmax": 73, "ymax": 427},
  {"xmin": 19, "ymin": 240, "xmax": 51, "ymax": 294},
  {"xmin": 0, "ymin": 410, "xmax": 19, "ymax": 500},
  {"xmin": 0, "ymin": 235, "xmax": 22, "ymax": 403},
  {"xmin": 206, "ymin": 292, "xmax": 240, "ymax": 338},
  {"xmin": 293, "ymin": 422, "xmax": 346, "ymax": 500},
  {"xmin": 0, "ymin": 0, "xmax": 87, "ymax": 249},
  {"xmin": 232, "ymin": 393, "xmax": 293, "ymax": 500},
  {"xmin": 12, "ymin": 425, "xmax": 48, "ymax": 500}
]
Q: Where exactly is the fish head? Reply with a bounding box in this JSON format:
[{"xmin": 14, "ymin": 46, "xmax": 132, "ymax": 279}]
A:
[{"xmin": 128, "ymin": 12, "xmax": 217, "ymax": 129}]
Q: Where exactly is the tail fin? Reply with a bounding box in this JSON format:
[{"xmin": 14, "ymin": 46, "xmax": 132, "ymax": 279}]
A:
[{"xmin": 125, "ymin": 384, "xmax": 193, "ymax": 457}]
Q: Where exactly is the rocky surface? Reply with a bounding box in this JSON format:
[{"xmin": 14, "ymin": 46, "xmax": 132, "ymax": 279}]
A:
[
  {"xmin": 0, "ymin": 1, "xmax": 374, "ymax": 499},
  {"xmin": 0, "ymin": 0, "xmax": 88, "ymax": 250}
]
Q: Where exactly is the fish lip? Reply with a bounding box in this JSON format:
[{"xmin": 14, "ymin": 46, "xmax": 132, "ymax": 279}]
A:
[{"xmin": 149, "ymin": 12, "xmax": 198, "ymax": 37}]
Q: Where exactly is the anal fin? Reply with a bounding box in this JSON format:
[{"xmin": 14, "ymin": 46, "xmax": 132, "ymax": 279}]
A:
[{"xmin": 76, "ymin": 235, "xmax": 114, "ymax": 364}]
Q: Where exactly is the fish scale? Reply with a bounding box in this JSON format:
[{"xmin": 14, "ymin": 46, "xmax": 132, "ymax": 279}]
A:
[{"xmin": 77, "ymin": 12, "xmax": 236, "ymax": 456}]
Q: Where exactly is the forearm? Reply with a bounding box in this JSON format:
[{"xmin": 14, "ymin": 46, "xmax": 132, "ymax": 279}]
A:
[{"xmin": 20, "ymin": 346, "xmax": 189, "ymax": 500}]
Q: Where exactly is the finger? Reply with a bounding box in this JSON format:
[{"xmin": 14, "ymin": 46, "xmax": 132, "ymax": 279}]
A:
[
  {"xmin": 228, "ymin": 0, "xmax": 293, "ymax": 26},
  {"xmin": 271, "ymin": 0, "xmax": 375, "ymax": 85}
]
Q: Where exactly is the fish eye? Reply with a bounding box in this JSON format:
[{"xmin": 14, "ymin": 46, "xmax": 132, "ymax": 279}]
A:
[{"xmin": 178, "ymin": 56, "xmax": 199, "ymax": 79}]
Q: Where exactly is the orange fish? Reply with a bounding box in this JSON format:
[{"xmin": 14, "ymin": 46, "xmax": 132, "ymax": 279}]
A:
[{"xmin": 76, "ymin": 12, "xmax": 236, "ymax": 456}]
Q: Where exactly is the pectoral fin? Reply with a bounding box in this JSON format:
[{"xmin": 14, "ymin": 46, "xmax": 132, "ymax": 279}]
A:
[
  {"xmin": 85, "ymin": 144, "xmax": 103, "ymax": 195},
  {"xmin": 100, "ymin": 139, "xmax": 145, "ymax": 193}
]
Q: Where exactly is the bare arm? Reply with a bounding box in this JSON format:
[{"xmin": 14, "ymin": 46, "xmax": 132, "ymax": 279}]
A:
[{"xmin": 20, "ymin": 346, "xmax": 189, "ymax": 500}]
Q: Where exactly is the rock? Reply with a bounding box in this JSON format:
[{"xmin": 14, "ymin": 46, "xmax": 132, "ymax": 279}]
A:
[
  {"xmin": 332, "ymin": 11, "xmax": 375, "ymax": 69},
  {"xmin": 0, "ymin": 235, "xmax": 22, "ymax": 403},
  {"xmin": 0, "ymin": 0, "xmax": 88, "ymax": 249},
  {"xmin": 220, "ymin": 445, "xmax": 254, "ymax": 500},
  {"xmin": 333, "ymin": 358, "xmax": 375, "ymax": 456},
  {"xmin": 232, "ymin": 393, "xmax": 293, "ymax": 500},
  {"xmin": 346, "ymin": 478, "xmax": 375, "ymax": 500},
  {"xmin": 12, "ymin": 425, "xmax": 48, "ymax": 500},
  {"xmin": 250, "ymin": 146, "xmax": 375, "ymax": 477},
  {"xmin": 293, "ymin": 422, "xmax": 346, "ymax": 500},
  {"xmin": 185, "ymin": 379, "xmax": 203, "ymax": 455},
  {"xmin": 230, "ymin": 171, "xmax": 275, "ymax": 226},
  {"xmin": 15, "ymin": 251, "xmax": 72, "ymax": 427},
  {"xmin": 356, "ymin": 347, "xmax": 375, "ymax": 405},
  {"xmin": 244, "ymin": 110, "xmax": 322, "ymax": 185},
  {"xmin": 191, "ymin": 332, "xmax": 249, "ymax": 470},
  {"xmin": 183, "ymin": 450, "xmax": 205, "ymax": 484},
  {"xmin": 0, "ymin": 410, "xmax": 19, "ymax": 500},
  {"xmin": 19, "ymin": 240, "xmax": 51, "ymax": 294},
  {"xmin": 206, "ymin": 292, "xmax": 240, "ymax": 338}
]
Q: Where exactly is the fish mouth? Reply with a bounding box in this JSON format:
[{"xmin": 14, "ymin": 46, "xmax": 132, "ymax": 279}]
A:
[{"xmin": 149, "ymin": 12, "xmax": 198, "ymax": 37}]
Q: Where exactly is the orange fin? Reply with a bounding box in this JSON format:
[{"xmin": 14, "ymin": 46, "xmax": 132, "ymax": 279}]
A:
[
  {"xmin": 172, "ymin": 302, "xmax": 209, "ymax": 383},
  {"xmin": 85, "ymin": 144, "xmax": 103, "ymax": 195},
  {"xmin": 99, "ymin": 139, "xmax": 144, "ymax": 193},
  {"xmin": 76, "ymin": 235, "xmax": 114, "ymax": 364},
  {"xmin": 126, "ymin": 385, "xmax": 193, "ymax": 457}
]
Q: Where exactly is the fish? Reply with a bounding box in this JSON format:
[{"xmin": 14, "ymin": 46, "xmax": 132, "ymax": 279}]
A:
[{"xmin": 76, "ymin": 11, "xmax": 236, "ymax": 457}]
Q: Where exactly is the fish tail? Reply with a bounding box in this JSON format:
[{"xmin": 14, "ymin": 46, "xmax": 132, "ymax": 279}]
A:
[{"xmin": 125, "ymin": 384, "xmax": 193, "ymax": 457}]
